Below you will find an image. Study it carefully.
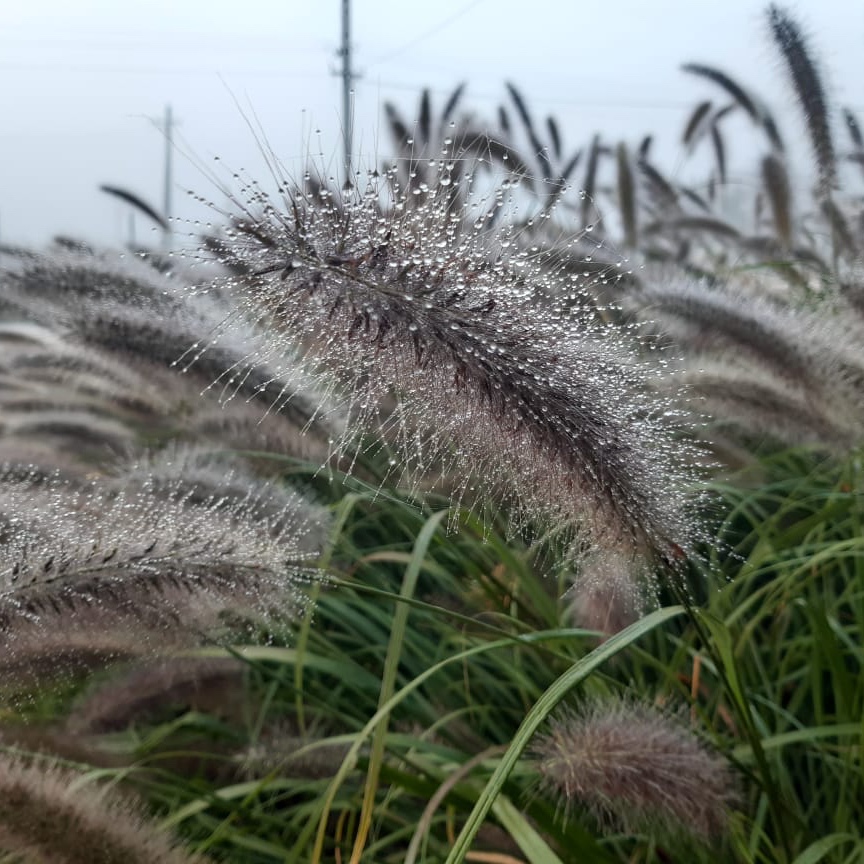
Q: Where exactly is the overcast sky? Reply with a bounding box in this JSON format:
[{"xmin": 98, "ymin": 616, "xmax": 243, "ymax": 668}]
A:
[{"xmin": 2, "ymin": 0, "xmax": 862, "ymax": 248}]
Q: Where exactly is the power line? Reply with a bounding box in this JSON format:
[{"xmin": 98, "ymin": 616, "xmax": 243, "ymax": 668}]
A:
[{"xmin": 368, "ymin": 0, "xmax": 487, "ymax": 67}]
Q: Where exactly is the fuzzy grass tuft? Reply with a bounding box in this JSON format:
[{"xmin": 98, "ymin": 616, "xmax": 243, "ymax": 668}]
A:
[
  {"xmin": 0, "ymin": 753, "xmax": 209, "ymax": 863},
  {"xmin": 532, "ymin": 697, "xmax": 735, "ymax": 840},
  {"xmin": 199, "ymin": 160, "xmax": 704, "ymax": 573}
]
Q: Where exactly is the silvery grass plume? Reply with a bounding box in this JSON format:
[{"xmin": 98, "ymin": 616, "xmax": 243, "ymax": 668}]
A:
[
  {"xmin": 0, "ymin": 449, "xmax": 324, "ymax": 683},
  {"xmin": 193, "ymin": 157, "xmax": 703, "ymax": 570},
  {"xmin": 66, "ymin": 655, "xmax": 246, "ymax": 735},
  {"xmin": 531, "ymin": 698, "xmax": 734, "ymax": 841},
  {"xmin": 633, "ymin": 278, "xmax": 864, "ymax": 450},
  {"xmin": 238, "ymin": 724, "xmax": 353, "ymax": 781},
  {"xmin": 0, "ymin": 753, "xmax": 210, "ymax": 863},
  {"xmin": 0, "ymin": 246, "xmax": 343, "ymax": 467}
]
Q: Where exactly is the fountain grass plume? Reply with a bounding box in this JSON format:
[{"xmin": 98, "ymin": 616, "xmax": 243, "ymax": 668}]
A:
[
  {"xmin": 531, "ymin": 697, "xmax": 735, "ymax": 840},
  {"xmin": 767, "ymin": 4, "xmax": 836, "ymax": 195},
  {"xmin": 200, "ymin": 156, "xmax": 705, "ymax": 568},
  {"xmin": 632, "ymin": 275, "xmax": 864, "ymax": 452},
  {"xmin": 66, "ymin": 655, "xmax": 247, "ymax": 734},
  {"xmin": 677, "ymin": 357, "xmax": 862, "ymax": 451},
  {"xmin": 636, "ymin": 279, "xmax": 864, "ymax": 403},
  {"xmin": 0, "ymin": 247, "xmax": 343, "ymax": 462},
  {"xmin": 0, "ymin": 451, "xmax": 324, "ymax": 680},
  {"xmin": 0, "ymin": 753, "xmax": 210, "ymax": 863},
  {"xmin": 566, "ymin": 547, "xmax": 648, "ymax": 636}
]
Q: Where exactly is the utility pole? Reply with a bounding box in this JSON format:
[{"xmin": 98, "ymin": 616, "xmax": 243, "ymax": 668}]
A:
[
  {"xmin": 338, "ymin": 0, "xmax": 354, "ymax": 177},
  {"xmin": 162, "ymin": 104, "xmax": 173, "ymax": 253}
]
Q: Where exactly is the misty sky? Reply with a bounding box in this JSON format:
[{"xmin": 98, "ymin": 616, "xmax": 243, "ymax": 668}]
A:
[{"xmin": 2, "ymin": 0, "xmax": 862, "ymax": 249}]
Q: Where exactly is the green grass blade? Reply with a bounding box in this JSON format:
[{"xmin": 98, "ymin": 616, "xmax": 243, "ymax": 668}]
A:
[
  {"xmin": 444, "ymin": 605, "xmax": 685, "ymax": 864},
  {"xmin": 348, "ymin": 508, "xmax": 448, "ymax": 862},
  {"xmin": 491, "ymin": 795, "xmax": 565, "ymax": 864}
]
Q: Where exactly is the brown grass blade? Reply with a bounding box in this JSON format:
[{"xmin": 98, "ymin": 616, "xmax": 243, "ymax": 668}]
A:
[{"xmin": 761, "ymin": 154, "xmax": 793, "ymax": 247}]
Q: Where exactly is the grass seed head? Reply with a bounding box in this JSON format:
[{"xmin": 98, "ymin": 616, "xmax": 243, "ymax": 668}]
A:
[
  {"xmin": 200, "ymin": 154, "xmax": 704, "ymax": 570},
  {"xmin": 532, "ymin": 697, "xmax": 735, "ymax": 840}
]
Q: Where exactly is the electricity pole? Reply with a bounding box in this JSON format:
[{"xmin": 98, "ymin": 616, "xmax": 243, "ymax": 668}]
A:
[{"xmin": 338, "ymin": 0, "xmax": 354, "ymax": 177}]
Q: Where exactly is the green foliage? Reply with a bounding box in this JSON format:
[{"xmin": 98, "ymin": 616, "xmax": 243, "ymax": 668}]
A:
[{"xmin": 34, "ymin": 444, "xmax": 853, "ymax": 863}]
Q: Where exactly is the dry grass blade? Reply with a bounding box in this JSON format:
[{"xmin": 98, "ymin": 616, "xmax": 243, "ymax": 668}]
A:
[
  {"xmin": 497, "ymin": 105, "xmax": 511, "ymax": 137},
  {"xmin": 437, "ymin": 81, "xmax": 466, "ymax": 140},
  {"xmin": 682, "ymin": 99, "xmax": 713, "ymax": 148},
  {"xmin": 505, "ymin": 81, "xmax": 553, "ymax": 181},
  {"xmin": 638, "ymin": 135, "xmax": 652, "ymax": 159},
  {"xmin": 417, "ymin": 89, "xmax": 431, "ymax": 145},
  {"xmin": 99, "ymin": 185, "xmax": 168, "ymax": 231},
  {"xmin": 710, "ymin": 124, "xmax": 726, "ymax": 184},
  {"xmin": 638, "ymin": 159, "xmax": 678, "ymax": 211},
  {"xmin": 643, "ymin": 217, "xmax": 739, "ymax": 240},
  {"xmin": 681, "ymin": 63, "xmax": 759, "ymax": 120},
  {"xmin": 616, "ymin": 142, "xmax": 637, "ymax": 248},
  {"xmin": 546, "ymin": 115, "xmax": 562, "ymax": 159},
  {"xmin": 761, "ymin": 154, "xmax": 793, "ymax": 247},
  {"xmin": 384, "ymin": 103, "xmax": 409, "ymax": 147},
  {"xmin": 843, "ymin": 107, "xmax": 863, "ymax": 148},
  {"xmin": 581, "ymin": 134, "xmax": 603, "ymax": 225},
  {"xmin": 679, "ymin": 186, "xmax": 711, "ymax": 212},
  {"xmin": 559, "ymin": 148, "xmax": 582, "ymax": 185},
  {"xmin": 821, "ymin": 198, "xmax": 859, "ymax": 258},
  {"xmin": 767, "ymin": 4, "xmax": 836, "ymax": 194}
]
